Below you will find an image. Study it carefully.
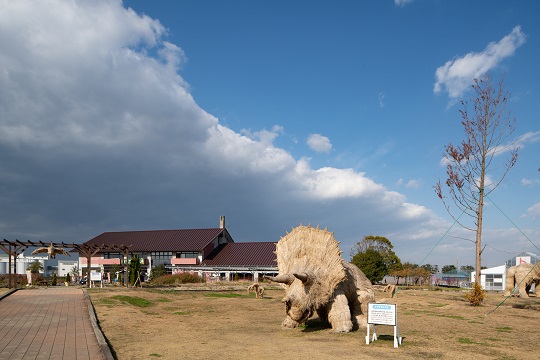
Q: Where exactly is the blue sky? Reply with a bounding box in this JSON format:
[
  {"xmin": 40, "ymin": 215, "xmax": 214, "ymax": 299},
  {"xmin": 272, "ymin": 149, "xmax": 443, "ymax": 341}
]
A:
[{"xmin": 1, "ymin": 0, "xmax": 539, "ymax": 269}]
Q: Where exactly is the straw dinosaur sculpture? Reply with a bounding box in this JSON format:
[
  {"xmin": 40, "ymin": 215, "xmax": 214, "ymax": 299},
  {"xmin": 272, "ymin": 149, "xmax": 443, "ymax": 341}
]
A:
[
  {"xmin": 265, "ymin": 225, "xmax": 375, "ymax": 333},
  {"xmin": 504, "ymin": 263, "xmax": 540, "ymax": 298},
  {"xmin": 31, "ymin": 242, "xmax": 70, "ymax": 259},
  {"xmin": 247, "ymin": 283, "xmax": 265, "ymax": 299}
]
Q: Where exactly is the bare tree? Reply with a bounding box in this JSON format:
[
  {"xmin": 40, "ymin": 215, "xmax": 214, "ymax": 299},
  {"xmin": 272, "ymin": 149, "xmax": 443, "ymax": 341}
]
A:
[{"xmin": 435, "ymin": 74, "xmax": 519, "ymax": 284}]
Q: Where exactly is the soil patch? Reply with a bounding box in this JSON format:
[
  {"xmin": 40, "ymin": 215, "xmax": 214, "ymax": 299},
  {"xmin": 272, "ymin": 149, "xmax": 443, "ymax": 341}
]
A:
[{"xmin": 88, "ymin": 285, "xmax": 539, "ymax": 360}]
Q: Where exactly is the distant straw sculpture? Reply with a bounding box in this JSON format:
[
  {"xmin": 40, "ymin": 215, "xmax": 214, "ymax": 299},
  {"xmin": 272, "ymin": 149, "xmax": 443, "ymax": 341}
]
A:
[
  {"xmin": 265, "ymin": 225, "xmax": 375, "ymax": 333},
  {"xmin": 504, "ymin": 263, "xmax": 540, "ymax": 298},
  {"xmin": 31, "ymin": 242, "xmax": 70, "ymax": 259},
  {"xmin": 384, "ymin": 284, "xmax": 397, "ymax": 298},
  {"xmin": 247, "ymin": 283, "xmax": 265, "ymax": 299}
]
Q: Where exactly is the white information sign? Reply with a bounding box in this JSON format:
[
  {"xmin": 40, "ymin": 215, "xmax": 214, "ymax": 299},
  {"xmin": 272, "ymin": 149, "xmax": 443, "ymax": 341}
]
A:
[
  {"xmin": 366, "ymin": 303, "xmax": 402, "ymax": 348},
  {"xmin": 368, "ymin": 303, "xmax": 396, "ymax": 326},
  {"xmin": 90, "ymin": 272, "xmax": 103, "ymax": 288},
  {"xmin": 90, "ymin": 272, "xmax": 101, "ymax": 281}
]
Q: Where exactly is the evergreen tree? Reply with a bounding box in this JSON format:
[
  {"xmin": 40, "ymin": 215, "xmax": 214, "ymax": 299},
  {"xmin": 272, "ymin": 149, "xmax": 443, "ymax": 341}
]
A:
[
  {"xmin": 129, "ymin": 256, "xmax": 141, "ymax": 286},
  {"xmin": 351, "ymin": 249, "xmax": 387, "ymax": 283}
]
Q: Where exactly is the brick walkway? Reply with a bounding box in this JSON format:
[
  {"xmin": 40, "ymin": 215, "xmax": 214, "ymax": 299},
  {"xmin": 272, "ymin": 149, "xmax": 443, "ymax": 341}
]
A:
[{"xmin": 0, "ymin": 287, "xmax": 106, "ymax": 360}]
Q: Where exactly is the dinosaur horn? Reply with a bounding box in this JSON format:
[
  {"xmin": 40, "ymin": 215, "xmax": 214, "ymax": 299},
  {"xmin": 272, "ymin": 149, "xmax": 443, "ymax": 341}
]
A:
[
  {"xmin": 264, "ymin": 274, "xmax": 295, "ymax": 285},
  {"xmin": 292, "ymin": 272, "xmax": 309, "ymax": 283}
]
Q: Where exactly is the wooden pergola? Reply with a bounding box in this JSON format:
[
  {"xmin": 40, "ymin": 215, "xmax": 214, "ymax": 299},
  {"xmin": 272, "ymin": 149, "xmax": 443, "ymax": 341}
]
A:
[{"xmin": 1, "ymin": 239, "xmax": 132, "ymax": 289}]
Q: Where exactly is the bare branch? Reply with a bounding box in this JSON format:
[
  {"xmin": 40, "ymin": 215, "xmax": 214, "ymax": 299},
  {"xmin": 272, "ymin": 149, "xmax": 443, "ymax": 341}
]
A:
[{"xmin": 434, "ymin": 73, "xmax": 519, "ymax": 284}]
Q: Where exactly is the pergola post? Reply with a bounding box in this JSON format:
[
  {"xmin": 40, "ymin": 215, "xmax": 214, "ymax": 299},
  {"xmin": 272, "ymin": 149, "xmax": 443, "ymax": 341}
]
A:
[
  {"xmin": 0, "ymin": 241, "xmax": 27, "ymax": 289},
  {"xmin": 123, "ymin": 248, "xmax": 130, "ymax": 288}
]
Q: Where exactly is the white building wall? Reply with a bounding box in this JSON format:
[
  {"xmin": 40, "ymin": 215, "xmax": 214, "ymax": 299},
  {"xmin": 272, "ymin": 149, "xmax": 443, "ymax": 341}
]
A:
[
  {"xmin": 471, "ymin": 265, "xmax": 506, "ymax": 291},
  {"xmin": 58, "ymin": 261, "xmax": 78, "ymax": 277}
]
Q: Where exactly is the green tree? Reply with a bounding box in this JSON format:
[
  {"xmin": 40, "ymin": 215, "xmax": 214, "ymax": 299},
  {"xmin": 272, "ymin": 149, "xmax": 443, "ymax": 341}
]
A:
[
  {"xmin": 351, "ymin": 249, "xmax": 387, "ymax": 283},
  {"xmin": 442, "ymin": 265, "xmax": 457, "ymax": 273},
  {"xmin": 391, "ymin": 262, "xmax": 419, "ymax": 285},
  {"xmin": 352, "ymin": 235, "xmax": 402, "ymax": 273},
  {"xmin": 27, "ymin": 260, "xmax": 43, "ymax": 274},
  {"xmin": 109, "ymin": 264, "xmax": 120, "ymax": 283},
  {"xmin": 149, "ymin": 264, "xmax": 167, "ymax": 281},
  {"xmin": 460, "ymin": 265, "xmax": 475, "ymax": 272},
  {"xmin": 51, "ymin": 272, "xmax": 57, "ymax": 286},
  {"xmin": 421, "ymin": 264, "xmax": 439, "ymax": 274},
  {"xmin": 70, "ymin": 264, "xmax": 79, "ymax": 279},
  {"xmin": 435, "ymin": 74, "xmax": 519, "ymax": 286},
  {"xmin": 129, "ymin": 256, "xmax": 141, "ymax": 286}
]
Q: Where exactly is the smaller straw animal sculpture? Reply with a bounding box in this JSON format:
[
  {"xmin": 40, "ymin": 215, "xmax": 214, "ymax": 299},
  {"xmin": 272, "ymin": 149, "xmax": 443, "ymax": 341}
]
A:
[
  {"xmin": 384, "ymin": 284, "xmax": 397, "ymax": 298},
  {"xmin": 247, "ymin": 283, "xmax": 265, "ymax": 299},
  {"xmin": 31, "ymin": 242, "xmax": 70, "ymax": 260}
]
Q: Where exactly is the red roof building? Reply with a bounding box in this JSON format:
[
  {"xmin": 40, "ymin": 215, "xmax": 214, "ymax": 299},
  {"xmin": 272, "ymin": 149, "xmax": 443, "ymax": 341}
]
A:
[{"xmin": 79, "ymin": 216, "xmax": 277, "ymax": 282}]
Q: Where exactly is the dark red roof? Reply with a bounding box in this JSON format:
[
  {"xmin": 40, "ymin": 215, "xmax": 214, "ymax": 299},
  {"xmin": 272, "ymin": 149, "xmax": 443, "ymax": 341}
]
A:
[
  {"xmin": 202, "ymin": 242, "xmax": 277, "ymax": 267},
  {"xmin": 84, "ymin": 228, "xmax": 226, "ymax": 252}
]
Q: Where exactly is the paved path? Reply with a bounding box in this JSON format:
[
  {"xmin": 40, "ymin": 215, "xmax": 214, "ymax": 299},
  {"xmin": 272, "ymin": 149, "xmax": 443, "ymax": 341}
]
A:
[{"xmin": 0, "ymin": 287, "xmax": 107, "ymax": 360}]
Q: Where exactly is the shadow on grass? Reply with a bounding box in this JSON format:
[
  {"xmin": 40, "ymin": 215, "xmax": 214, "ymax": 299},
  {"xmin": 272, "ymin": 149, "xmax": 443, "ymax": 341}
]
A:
[{"xmin": 301, "ymin": 318, "xmax": 332, "ymax": 332}]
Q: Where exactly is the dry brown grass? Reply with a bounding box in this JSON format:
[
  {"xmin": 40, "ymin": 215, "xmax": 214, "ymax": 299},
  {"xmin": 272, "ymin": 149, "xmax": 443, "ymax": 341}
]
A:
[
  {"xmin": 88, "ymin": 285, "xmax": 540, "ymax": 360},
  {"xmin": 0, "ymin": 288, "xmax": 11, "ymax": 296}
]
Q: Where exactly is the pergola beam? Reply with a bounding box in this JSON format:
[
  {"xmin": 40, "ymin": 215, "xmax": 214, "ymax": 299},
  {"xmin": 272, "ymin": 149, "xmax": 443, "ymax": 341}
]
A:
[{"xmin": 0, "ymin": 240, "xmax": 132, "ymax": 289}]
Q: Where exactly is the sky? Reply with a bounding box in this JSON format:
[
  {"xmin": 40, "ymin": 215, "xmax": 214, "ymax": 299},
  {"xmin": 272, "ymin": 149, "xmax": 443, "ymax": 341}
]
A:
[{"xmin": 1, "ymin": 0, "xmax": 539, "ymax": 269}]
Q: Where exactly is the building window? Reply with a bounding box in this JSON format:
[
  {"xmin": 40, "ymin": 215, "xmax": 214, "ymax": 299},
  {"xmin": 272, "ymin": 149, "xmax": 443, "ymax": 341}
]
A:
[
  {"xmin": 176, "ymin": 252, "xmax": 198, "ymax": 258},
  {"xmin": 151, "ymin": 252, "xmax": 173, "ymax": 266},
  {"xmin": 104, "ymin": 253, "xmax": 122, "ymax": 259}
]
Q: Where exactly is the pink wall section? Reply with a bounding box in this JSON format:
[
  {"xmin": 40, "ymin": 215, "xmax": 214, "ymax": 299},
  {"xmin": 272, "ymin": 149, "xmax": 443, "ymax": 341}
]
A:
[
  {"xmin": 171, "ymin": 258, "xmax": 198, "ymax": 265},
  {"xmin": 80, "ymin": 258, "xmax": 121, "ymax": 265}
]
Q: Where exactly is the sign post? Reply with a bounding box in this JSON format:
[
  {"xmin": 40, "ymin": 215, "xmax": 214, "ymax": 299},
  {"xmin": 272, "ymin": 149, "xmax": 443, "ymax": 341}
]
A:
[
  {"xmin": 366, "ymin": 303, "xmax": 402, "ymax": 348},
  {"xmin": 90, "ymin": 271, "xmax": 102, "ymax": 288}
]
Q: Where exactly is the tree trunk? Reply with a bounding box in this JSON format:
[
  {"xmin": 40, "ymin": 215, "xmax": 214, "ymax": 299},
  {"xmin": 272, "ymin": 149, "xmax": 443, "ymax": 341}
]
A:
[
  {"xmin": 475, "ymin": 196, "xmax": 483, "ymax": 285},
  {"xmin": 475, "ymin": 128, "xmax": 487, "ymax": 286}
]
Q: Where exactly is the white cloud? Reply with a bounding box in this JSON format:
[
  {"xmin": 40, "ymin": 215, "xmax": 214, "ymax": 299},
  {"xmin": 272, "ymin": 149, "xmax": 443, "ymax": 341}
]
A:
[
  {"xmin": 0, "ymin": 0, "xmax": 462, "ymax": 264},
  {"xmin": 515, "ymin": 131, "xmax": 540, "ymax": 147},
  {"xmin": 291, "ymin": 161, "xmax": 386, "ymax": 200},
  {"xmin": 240, "ymin": 125, "xmax": 284, "ymax": 146},
  {"xmin": 406, "ymin": 179, "xmax": 421, "ymax": 189},
  {"xmin": 307, "ymin": 134, "xmax": 332, "ymax": 153},
  {"xmin": 378, "ymin": 92, "xmax": 385, "ymax": 108},
  {"xmin": 434, "ymin": 26, "xmax": 526, "ymax": 100},
  {"xmin": 522, "ymin": 203, "xmax": 540, "ymax": 220},
  {"xmin": 521, "ymin": 178, "xmax": 540, "ymax": 187},
  {"xmin": 394, "ymin": 0, "xmax": 413, "ymax": 7}
]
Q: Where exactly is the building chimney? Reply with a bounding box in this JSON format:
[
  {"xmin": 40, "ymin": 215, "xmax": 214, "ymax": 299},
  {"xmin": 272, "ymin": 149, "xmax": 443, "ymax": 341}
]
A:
[{"xmin": 220, "ymin": 215, "xmax": 225, "ymax": 229}]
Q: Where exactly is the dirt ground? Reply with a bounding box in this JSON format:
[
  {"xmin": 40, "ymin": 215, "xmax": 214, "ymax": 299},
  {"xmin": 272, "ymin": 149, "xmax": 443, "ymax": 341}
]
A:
[{"xmin": 88, "ymin": 284, "xmax": 539, "ymax": 360}]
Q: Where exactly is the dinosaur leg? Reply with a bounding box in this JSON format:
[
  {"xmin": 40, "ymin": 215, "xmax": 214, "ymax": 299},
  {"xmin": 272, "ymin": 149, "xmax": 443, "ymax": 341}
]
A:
[
  {"xmin": 504, "ymin": 267, "xmax": 516, "ymax": 297},
  {"xmin": 518, "ymin": 281, "xmax": 530, "ymax": 298},
  {"xmin": 327, "ymin": 291, "xmax": 353, "ymax": 333},
  {"xmin": 351, "ymin": 289, "xmax": 375, "ymax": 329}
]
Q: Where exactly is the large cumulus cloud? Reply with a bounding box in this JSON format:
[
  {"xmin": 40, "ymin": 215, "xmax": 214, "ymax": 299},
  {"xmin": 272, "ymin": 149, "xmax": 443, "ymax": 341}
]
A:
[{"xmin": 0, "ymin": 0, "xmax": 475, "ymax": 264}]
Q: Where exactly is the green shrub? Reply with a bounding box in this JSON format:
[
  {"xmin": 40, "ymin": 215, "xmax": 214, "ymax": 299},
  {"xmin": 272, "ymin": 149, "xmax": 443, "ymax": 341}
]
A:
[
  {"xmin": 51, "ymin": 272, "xmax": 57, "ymax": 286},
  {"xmin": 151, "ymin": 272, "xmax": 205, "ymax": 285},
  {"xmin": 465, "ymin": 282, "xmax": 486, "ymax": 306},
  {"xmin": 148, "ymin": 264, "xmax": 167, "ymax": 281}
]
